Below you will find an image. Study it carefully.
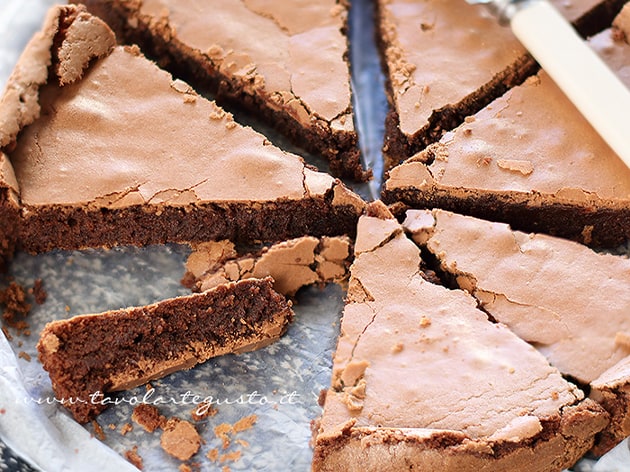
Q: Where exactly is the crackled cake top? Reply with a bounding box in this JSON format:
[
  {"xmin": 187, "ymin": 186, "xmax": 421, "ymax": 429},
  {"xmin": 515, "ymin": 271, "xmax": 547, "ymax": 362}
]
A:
[
  {"xmin": 319, "ymin": 210, "xmax": 583, "ymax": 440},
  {"xmin": 385, "ymin": 20, "xmax": 630, "ymax": 202},
  {"xmin": 378, "ymin": 0, "xmax": 597, "ymax": 137},
  {"xmin": 137, "ymin": 0, "xmax": 353, "ymax": 129},
  {"xmin": 9, "ymin": 44, "xmax": 354, "ymax": 207},
  {"xmin": 404, "ymin": 209, "xmax": 630, "ymax": 384}
]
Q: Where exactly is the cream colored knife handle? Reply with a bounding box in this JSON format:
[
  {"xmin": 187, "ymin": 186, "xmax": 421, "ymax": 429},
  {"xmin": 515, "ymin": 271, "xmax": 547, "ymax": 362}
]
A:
[{"xmin": 471, "ymin": 0, "xmax": 630, "ymax": 170}]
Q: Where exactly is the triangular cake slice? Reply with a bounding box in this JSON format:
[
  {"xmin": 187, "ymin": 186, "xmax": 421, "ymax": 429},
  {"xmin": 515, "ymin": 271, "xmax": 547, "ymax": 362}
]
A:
[
  {"xmin": 78, "ymin": 0, "xmax": 367, "ymax": 181},
  {"xmin": 383, "ymin": 5, "xmax": 630, "ymax": 247},
  {"xmin": 0, "ymin": 4, "xmax": 365, "ymax": 256},
  {"xmin": 312, "ymin": 202, "xmax": 608, "ymax": 471},
  {"xmin": 377, "ymin": 0, "xmax": 626, "ymax": 169},
  {"xmin": 403, "ymin": 208, "xmax": 630, "ymax": 454},
  {"xmin": 38, "ymin": 276, "xmax": 293, "ymax": 423}
]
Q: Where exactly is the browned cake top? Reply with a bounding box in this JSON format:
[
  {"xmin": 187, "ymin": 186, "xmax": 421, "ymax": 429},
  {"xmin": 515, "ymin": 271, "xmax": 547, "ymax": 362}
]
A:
[
  {"xmin": 385, "ymin": 19, "xmax": 630, "ymax": 204},
  {"xmin": 319, "ymin": 212, "xmax": 584, "ymax": 440},
  {"xmin": 137, "ymin": 0, "xmax": 354, "ymax": 131}
]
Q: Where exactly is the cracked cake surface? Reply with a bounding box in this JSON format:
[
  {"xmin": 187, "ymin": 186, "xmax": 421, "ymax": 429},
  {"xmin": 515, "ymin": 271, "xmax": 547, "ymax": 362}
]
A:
[
  {"xmin": 376, "ymin": 0, "xmax": 619, "ymax": 168},
  {"xmin": 78, "ymin": 0, "xmax": 367, "ymax": 180},
  {"xmin": 403, "ymin": 208, "xmax": 630, "ymax": 454},
  {"xmin": 0, "ymin": 4, "xmax": 365, "ymax": 255},
  {"xmin": 184, "ymin": 235, "xmax": 352, "ymax": 296},
  {"xmin": 382, "ymin": 10, "xmax": 630, "ymax": 247},
  {"xmin": 312, "ymin": 203, "xmax": 608, "ymax": 471}
]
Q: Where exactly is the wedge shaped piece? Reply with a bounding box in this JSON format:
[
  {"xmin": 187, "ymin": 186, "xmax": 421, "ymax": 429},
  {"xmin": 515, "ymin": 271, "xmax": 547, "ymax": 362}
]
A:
[
  {"xmin": 404, "ymin": 208, "xmax": 630, "ymax": 454},
  {"xmin": 38, "ymin": 277, "xmax": 293, "ymax": 423},
  {"xmin": 383, "ymin": 14, "xmax": 630, "ymax": 247},
  {"xmin": 312, "ymin": 203, "xmax": 608, "ymax": 471},
  {"xmin": 377, "ymin": 0, "xmax": 625, "ymax": 169},
  {"xmin": 0, "ymin": 4, "xmax": 365, "ymax": 254},
  {"xmin": 79, "ymin": 0, "xmax": 368, "ymax": 180}
]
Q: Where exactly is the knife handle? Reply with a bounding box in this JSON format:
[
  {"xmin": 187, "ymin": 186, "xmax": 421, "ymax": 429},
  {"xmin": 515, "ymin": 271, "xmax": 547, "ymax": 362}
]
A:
[{"xmin": 510, "ymin": 0, "xmax": 630, "ymax": 169}]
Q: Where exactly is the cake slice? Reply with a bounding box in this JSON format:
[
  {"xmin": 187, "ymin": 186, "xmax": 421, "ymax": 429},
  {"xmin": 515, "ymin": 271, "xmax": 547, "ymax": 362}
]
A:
[
  {"xmin": 382, "ymin": 7, "xmax": 630, "ymax": 247},
  {"xmin": 403, "ymin": 208, "xmax": 630, "ymax": 454},
  {"xmin": 377, "ymin": 0, "xmax": 626, "ymax": 169},
  {"xmin": 37, "ymin": 277, "xmax": 293, "ymax": 423},
  {"xmin": 0, "ymin": 4, "xmax": 365, "ymax": 255},
  {"xmin": 183, "ymin": 236, "xmax": 352, "ymax": 296},
  {"xmin": 78, "ymin": 0, "xmax": 368, "ymax": 181},
  {"xmin": 312, "ymin": 202, "xmax": 608, "ymax": 471}
]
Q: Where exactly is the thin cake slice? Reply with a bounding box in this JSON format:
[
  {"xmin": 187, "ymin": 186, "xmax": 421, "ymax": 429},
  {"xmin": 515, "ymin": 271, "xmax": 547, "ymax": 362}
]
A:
[
  {"xmin": 403, "ymin": 208, "xmax": 630, "ymax": 454},
  {"xmin": 0, "ymin": 4, "xmax": 365, "ymax": 256},
  {"xmin": 312, "ymin": 202, "xmax": 608, "ymax": 472},
  {"xmin": 78, "ymin": 0, "xmax": 368, "ymax": 181},
  {"xmin": 383, "ymin": 6, "xmax": 630, "ymax": 247},
  {"xmin": 377, "ymin": 0, "xmax": 626, "ymax": 169},
  {"xmin": 38, "ymin": 277, "xmax": 293, "ymax": 423}
]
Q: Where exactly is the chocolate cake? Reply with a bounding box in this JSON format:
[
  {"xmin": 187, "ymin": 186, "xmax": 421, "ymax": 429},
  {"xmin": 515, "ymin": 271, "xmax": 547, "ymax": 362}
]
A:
[
  {"xmin": 0, "ymin": 152, "xmax": 19, "ymax": 269},
  {"xmin": 382, "ymin": 7, "xmax": 630, "ymax": 247},
  {"xmin": 0, "ymin": 4, "xmax": 365, "ymax": 256},
  {"xmin": 37, "ymin": 277, "xmax": 294, "ymax": 424},
  {"xmin": 184, "ymin": 236, "xmax": 352, "ymax": 296},
  {"xmin": 403, "ymin": 208, "xmax": 630, "ymax": 454},
  {"xmin": 376, "ymin": 0, "xmax": 627, "ymax": 169},
  {"xmin": 77, "ymin": 0, "xmax": 368, "ymax": 181},
  {"xmin": 311, "ymin": 203, "xmax": 609, "ymax": 471}
]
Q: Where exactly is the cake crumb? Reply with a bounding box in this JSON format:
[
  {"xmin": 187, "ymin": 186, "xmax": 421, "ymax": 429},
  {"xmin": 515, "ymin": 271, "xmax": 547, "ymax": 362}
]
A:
[
  {"xmin": 160, "ymin": 418, "xmax": 201, "ymax": 461},
  {"xmin": 235, "ymin": 438, "xmax": 249, "ymax": 448},
  {"xmin": 581, "ymin": 225, "xmax": 594, "ymax": 245},
  {"xmin": 391, "ymin": 342, "xmax": 404, "ymax": 353},
  {"xmin": 220, "ymin": 450, "xmax": 242, "ymax": 463},
  {"xmin": 233, "ymin": 414, "xmax": 257, "ymax": 433},
  {"xmin": 17, "ymin": 351, "xmax": 31, "ymax": 362},
  {"xmin": 124, "ymin": 446, "xmax": 143, "ymax": 470},
  {"xmin": 92, "ymin": 420, "xmax": 106, "ymax": 441},
  {"xmin": 179, "ymin": 464, "xmax": 192, "ymax": 472},
  {"xmin": 1, "ymin": 281, "xmax": 32, "ymax": 336},
  {"xmin": 30, "ymin": 279, "xmax": 47, "ymax": 305},
  {"xmin": 214, "ymin": 423, "xmax": 233, "ymax": 449},
  {"xmin": 191, "ymin": 401, "xmax": 218, "ymax": 421},
  {"xmin": 419, "ymin": 316, "xmax": 432, "ymax": 327},
  {"xmin": 1, "ymin": 326, "xmax": 12, "ymax": 341},
  {"xmin": 207, "ymin": 448, "xmax": 219, "ymax": 462},
  {"xmin": 551, "ymin": 391, "xmax": 560, "ymax": 400},
  {"xmin": 108, "ymin": 423, "xmax": 116, "ymax": 430},
  {"xmin": 120, "ymin": 423, "xmax": 133, "ymax": 435},
  {"xmin": 222, "ymin": 466, "xmax": 231, "ymax": 472},
  {"xmin": 132, "ymin": 404, "xmax": 166, "ymax": 433},
  {"xmin": 497, "ymin": 159, "xmax": 534, "ymax": 176}
]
